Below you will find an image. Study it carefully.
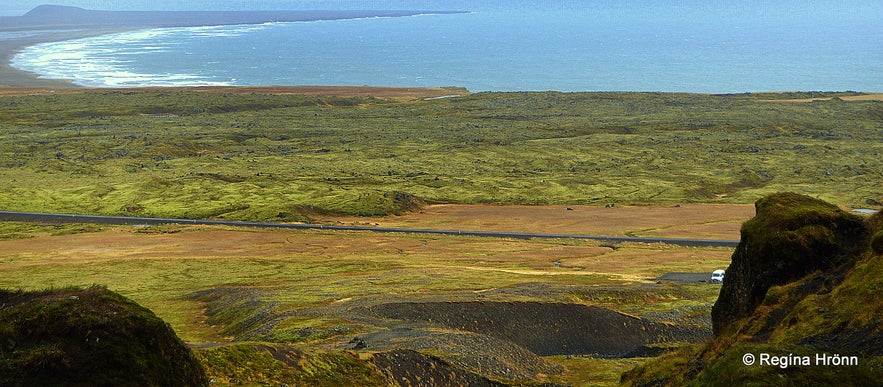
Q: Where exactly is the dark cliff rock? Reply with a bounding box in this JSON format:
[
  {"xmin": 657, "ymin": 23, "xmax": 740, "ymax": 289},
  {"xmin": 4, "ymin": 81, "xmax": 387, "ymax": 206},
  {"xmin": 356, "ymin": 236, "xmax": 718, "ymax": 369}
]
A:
[
  {"xmin": 869, "ymin": 212, "xmax": 883, "ymax": 255},
  {"xmin": 0, "ymin": 286, "xmax": 208, "ymax": 387},
  {"xmin": 711, "ymin": 192, "xmax": 868, "ymax": 335},
  {"xmin": 624, "ymin": 194, "xmax": 882, "ymax": 386}
]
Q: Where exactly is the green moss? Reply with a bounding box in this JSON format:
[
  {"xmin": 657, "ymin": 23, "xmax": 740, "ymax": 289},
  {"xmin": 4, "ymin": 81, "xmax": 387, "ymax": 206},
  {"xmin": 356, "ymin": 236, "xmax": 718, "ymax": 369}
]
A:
[
  {"xmin": 0, "ymin": 286, "xmax": 208, "ymax": 386},
  {"xmin": 2, "ymin": 92, "xmax": 881, "ymax": 220},
  {"xmin": 196, "ymin": 343, "xmax": 388, "ymax": 386},
  {"xmin": 713, "ymin": 193, "xmax": 868, "ymax": 333},
  {"xmin": 0, "ymin": 222, "xmax": 107, "ymax": 240},
  {"xmin": 868, "ymin": 211, "xmax": 883, "ymax": 254},
  {"xmin": 820, "ymin": 251, "xmax": 883, "ymax": 331},
  {"xmin": 743, "ymin": 193, "xmax": 869, "ymax": 269},
  {"xmin": 619, "ymin": 344, "xmax": 705, "ymax": 386},
  {"xmin": 635, "ymin": 194, "xmax": 883, "ymax": 386},
  {"xmin": 693, "ymin": 343, "xmax": 878, "ymax": 387},
  {"xmin": 871, "ymin": 231, "xmax": 883, "ymax": 255}
]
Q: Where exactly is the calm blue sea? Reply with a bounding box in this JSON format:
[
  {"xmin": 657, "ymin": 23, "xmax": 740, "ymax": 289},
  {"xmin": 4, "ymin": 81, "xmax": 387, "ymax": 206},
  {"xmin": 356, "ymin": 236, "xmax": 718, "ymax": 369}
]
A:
[{"xmin": 10, "ymin": 7, "xmax": 883, "ymax": 92}]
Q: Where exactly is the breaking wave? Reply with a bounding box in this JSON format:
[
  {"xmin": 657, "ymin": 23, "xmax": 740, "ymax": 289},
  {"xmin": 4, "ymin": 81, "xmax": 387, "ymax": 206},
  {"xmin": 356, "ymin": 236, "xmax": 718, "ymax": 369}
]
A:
[{"xmin": 11, "ymin": 24, "xmax": 271, "ymax": 87}]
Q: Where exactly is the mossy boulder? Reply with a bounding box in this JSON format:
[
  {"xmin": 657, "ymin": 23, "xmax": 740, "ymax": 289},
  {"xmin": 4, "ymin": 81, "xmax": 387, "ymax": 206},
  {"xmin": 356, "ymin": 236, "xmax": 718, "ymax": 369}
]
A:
[
  {"xmin": 711, "ymin": 192, "xmax": 868, "ymax": 335},
  {"xmin": 867, "ymin": 211, "xmax": 883, "ymax": 255},
  {"xmin": 0, "ymin": 286, "xmax": 208, "ymax": 386}
]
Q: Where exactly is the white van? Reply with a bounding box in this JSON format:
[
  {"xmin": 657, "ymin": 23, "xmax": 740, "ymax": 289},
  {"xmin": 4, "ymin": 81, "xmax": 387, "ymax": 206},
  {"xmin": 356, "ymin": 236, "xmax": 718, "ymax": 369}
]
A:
[{"xmin": 711, "ymin": 269, "xmax": 725, "ymax": 283}]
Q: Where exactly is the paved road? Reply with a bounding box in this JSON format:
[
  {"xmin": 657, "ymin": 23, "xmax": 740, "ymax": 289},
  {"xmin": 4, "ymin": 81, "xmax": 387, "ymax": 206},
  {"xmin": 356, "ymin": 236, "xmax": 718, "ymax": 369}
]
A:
[
  {"xmin": 0, "ymin": 211, "xmax": 740, "ymax": 248},
  {"xmin": 658, "ymin": 272, "xmax": 721, "ymax": 282}
]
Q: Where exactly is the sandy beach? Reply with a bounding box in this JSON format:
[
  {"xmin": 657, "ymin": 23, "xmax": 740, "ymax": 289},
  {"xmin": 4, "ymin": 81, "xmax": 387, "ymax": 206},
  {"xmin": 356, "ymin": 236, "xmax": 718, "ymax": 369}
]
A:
[
  {"xmin": 0, "ymin": 6, "xmax": 465, "ymax": 87},
  {"xmin": 0, "ymin": 27, "xmax": 470, "ymax": 98},
  {"xmin": 0, "ymin": 28, "xmax": 469, "ymax": 98},
  {"xmin": 0, "ymin": 28, "xmax": 138, "ymax": 87}
]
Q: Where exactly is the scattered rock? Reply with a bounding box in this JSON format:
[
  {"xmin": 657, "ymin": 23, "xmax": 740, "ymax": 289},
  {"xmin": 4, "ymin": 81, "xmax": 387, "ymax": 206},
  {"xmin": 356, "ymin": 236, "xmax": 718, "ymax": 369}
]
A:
[
  {"xmin": 348, "ymin": 337, "xmax": 367, "ymax": 350},
  {"xmin": 369, "ymin": 301, "xmax": 703, "ymax": 358},
  {"xmin": 371, "ymin": 349, "xmax": 507, "ymax": 387}
]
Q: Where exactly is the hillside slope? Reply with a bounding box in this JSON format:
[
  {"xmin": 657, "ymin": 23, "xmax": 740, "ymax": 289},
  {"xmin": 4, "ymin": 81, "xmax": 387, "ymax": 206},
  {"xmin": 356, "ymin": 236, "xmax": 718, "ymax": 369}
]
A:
[
  {"xmin": 0, "ymin": 286, "xmax": 208, "ymax": 386},
  {"xmin": 623, "ymin": 193, "xmax": 882, "ymax": 385}
]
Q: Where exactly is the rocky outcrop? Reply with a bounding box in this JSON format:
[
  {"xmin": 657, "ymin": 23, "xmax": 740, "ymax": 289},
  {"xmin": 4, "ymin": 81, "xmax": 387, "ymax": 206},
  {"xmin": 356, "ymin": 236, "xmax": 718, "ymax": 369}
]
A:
[
  {"xmin": 624, "ymin": 194, "xmax": 883, "ymax": 386},
  {"xmin": 711, "ymin": 192, "xmax": 868, "ymax": 335},
  {"xmin": 0, "ymin": 287, "xmax": 208, "ymax": 387}
]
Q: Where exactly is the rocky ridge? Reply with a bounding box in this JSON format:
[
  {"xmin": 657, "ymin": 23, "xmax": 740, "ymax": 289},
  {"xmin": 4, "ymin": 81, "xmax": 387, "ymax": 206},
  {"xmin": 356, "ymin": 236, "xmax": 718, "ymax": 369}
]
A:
[{"xmin": 624, "ymin": 193, "xmax": 883, "ymax": 386}]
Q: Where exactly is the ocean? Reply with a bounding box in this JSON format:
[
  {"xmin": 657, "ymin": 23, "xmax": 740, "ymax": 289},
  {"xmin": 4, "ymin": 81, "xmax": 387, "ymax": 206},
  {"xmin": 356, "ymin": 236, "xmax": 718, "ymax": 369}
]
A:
[{"xmin": 10, "ymin": 7, "xmax": 883, "ymax": 92}]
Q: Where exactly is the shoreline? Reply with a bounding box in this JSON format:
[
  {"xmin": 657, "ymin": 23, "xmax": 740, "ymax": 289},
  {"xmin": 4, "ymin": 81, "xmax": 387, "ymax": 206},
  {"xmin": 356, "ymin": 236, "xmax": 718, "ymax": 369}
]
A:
[
  {"xmin": 0, "ymin": 7, "xmax": 466, "ymax": 87},
  {"xmin": 2, "ymin": 8, "xmax": 879, "ymax": 94},
  {"xmin": 0, "ymin": 84, "xmax": 471, "ymax": 99},
  {"xmin": 0, "ymin": 27, "xmax": 142, "ymax": 87}
]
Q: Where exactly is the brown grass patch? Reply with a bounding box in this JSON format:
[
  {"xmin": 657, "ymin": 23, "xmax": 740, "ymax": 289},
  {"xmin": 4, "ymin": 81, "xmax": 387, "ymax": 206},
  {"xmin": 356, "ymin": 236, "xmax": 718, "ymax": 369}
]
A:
[
  {"xmin": 0, "ymin": 85, "xmax": 469, "ymax": 99},
  {"xmin": 760, "ymin": 93, "xmax": 883, "ymax": 103},
  {"xmin": 0, "ymin": 204, "xmax": 743, "ymax": 278},
  {"xmin": 317, "ymin": 203, "xmax": 754, "ymax": 240},
  {"xmin": 0, "ymin": 204, "xmax": 736, "ymax": 350}
]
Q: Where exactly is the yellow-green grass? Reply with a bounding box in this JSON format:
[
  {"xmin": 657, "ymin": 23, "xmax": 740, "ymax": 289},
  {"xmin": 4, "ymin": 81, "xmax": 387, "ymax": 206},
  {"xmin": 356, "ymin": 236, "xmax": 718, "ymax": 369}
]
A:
[
  {"xmin": 547, "ymin": 356, "xmax": 652, "ymax": 387},
  {"xmin": 0, "ymin": 225, "xmax": 730, "ymax": 342},
  {"xmin": 2, "ymin": 89, "xmax": 877, "ymax": 384},
  {"xmin": 1, "ymin": 91, "xmax": 880, "ymax": 222}
]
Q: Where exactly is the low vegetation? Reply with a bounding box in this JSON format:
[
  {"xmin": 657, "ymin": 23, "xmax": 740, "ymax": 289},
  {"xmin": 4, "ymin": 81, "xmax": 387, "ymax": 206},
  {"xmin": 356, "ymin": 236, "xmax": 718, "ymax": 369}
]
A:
[
  {"xmin": 0, "ymin": 221, "xmax": 730, "ymax": 385},
  {"xmin": 0, "ymin": 90, "xmax": 880, "ymax": 221},
  {"xmin": 1, "ymin": 90, "xmax": 881, "ymax": 385}
]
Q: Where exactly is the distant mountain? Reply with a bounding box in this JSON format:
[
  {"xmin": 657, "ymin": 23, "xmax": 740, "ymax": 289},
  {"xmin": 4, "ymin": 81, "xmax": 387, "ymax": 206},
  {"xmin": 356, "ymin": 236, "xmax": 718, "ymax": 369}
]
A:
[
  {"xmin": 2, "ymin": 5, "xmax": 467, "ymax": 30},
  {"xmin": 18, "ymin": 4, "xmax": 124, "ymax": 25},
  {"xmin": 23, "ymin": 4, "xmax": 92, "ymax": 18}
]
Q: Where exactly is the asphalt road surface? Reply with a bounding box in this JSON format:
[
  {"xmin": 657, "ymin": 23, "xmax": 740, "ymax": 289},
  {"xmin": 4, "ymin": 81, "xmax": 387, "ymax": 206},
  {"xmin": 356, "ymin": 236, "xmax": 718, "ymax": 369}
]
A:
[{"xmin": 0, "ymin": 211, "xmax": 739, "ymax": 248}]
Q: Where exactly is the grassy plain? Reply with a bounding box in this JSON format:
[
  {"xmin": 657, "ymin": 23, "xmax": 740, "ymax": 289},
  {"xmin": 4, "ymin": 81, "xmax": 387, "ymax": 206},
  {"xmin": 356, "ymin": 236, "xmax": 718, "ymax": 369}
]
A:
[
  {"xmin": 0, "ymin": 220, "xmax": 732, "ymax": 386},
  {"xmin": 1, "ymin": 89, "xmax": 881, "ymax": 385},
  {"xmin": 0, "ymin": 222, "xmax": 735, "ymax": 337},
  {"xmin": 0, "ymin": 90, "xmax": 880, "ymax": 221}
]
